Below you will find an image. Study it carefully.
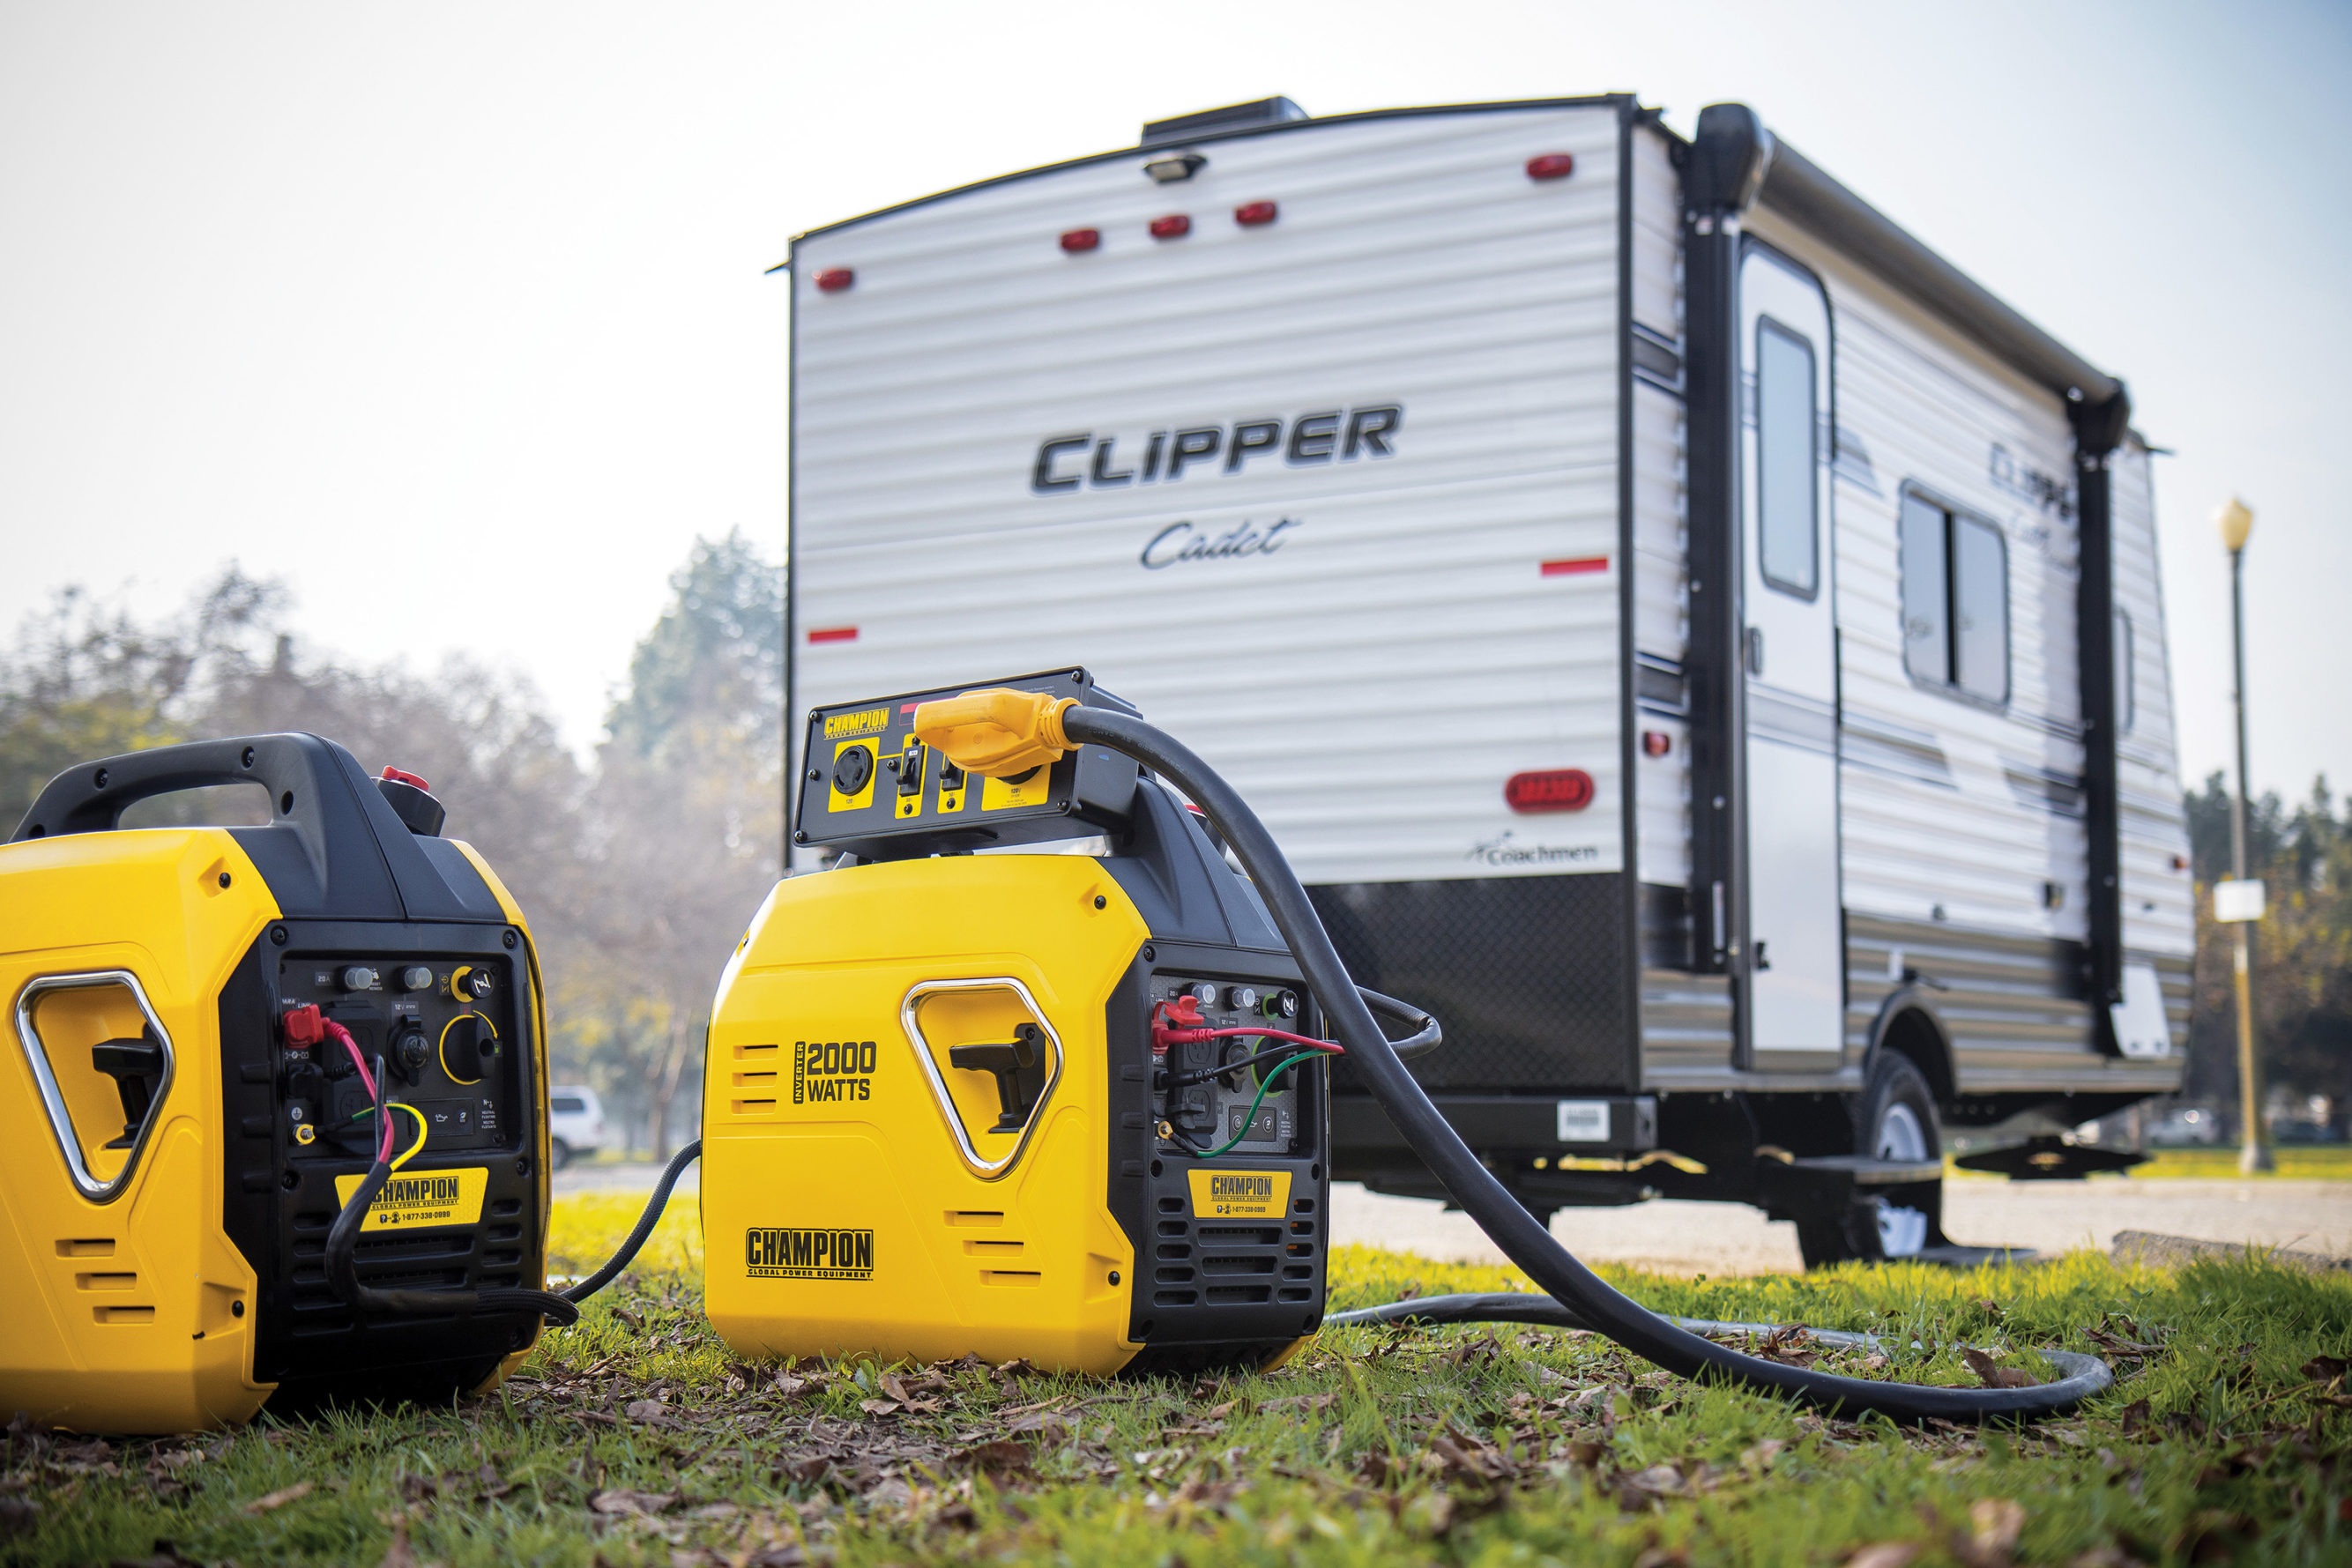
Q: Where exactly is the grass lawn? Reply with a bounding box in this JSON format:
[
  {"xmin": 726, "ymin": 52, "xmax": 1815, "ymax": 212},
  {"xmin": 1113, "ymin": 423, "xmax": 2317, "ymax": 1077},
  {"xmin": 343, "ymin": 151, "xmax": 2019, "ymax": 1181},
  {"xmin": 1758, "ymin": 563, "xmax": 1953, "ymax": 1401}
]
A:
[{"xmin": 9, "ymin": 1193, "xmax": 2350, "ymax": 1566}]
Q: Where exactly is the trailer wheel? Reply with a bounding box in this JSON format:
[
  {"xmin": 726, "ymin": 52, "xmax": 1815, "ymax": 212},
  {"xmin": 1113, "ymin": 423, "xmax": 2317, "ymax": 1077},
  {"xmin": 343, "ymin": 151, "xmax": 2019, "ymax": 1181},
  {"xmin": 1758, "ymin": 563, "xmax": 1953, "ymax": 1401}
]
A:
[{"xmin": 1795, "ymin": 1052, "xmax": 1942, "ymax": 1268}]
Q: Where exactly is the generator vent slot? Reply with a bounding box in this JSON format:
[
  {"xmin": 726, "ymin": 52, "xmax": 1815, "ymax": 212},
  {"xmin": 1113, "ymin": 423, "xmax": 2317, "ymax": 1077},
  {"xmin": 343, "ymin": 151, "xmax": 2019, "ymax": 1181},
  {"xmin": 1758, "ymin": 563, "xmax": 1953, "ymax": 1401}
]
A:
[
  {"xmin": 75, "ymin": 1272, "xmax": 138, "ymax": 1291},
  {"xmin": 1155, "ymin": 1265, "xmax": 1196, "ymax": 1283},
  {"xmin": 945, "ymin": 1210, "xmax": 1004, "ymax": 1227},
  {"xmin": 1152, "ymin": 1289, "xmax": 1199, "ymax": 1307},
  {"xmin": 1155, "ymin": 1220, "xmax": 1188, "ymax": 1238},
  {"xmin": 1196, "ymin": 1224, "xmax": 1280, "ymax": 1246},
  {"xmin": 1277, "ymin": 1286, "xmax": 1314, "ymax": 1303},
  {"xmin": 979, "ymin": 1270, "xmax": 1041, "ymax": 1286},
  {"xmin": 1205, "ymin": 1284, "xmax": 1272, "ymax": 1305},
  {"xmin": 55, "ymin": 1238, "xmax": 115, "ymax": 1258},
  {"xmin": 1156, "ymin": 1244, "xmax": 1192, "ymax": 1260},
  {"xmin": 490, "ymin": 1198, "xmax": 522, "ymax": 1216},
  {"xmin": 1200, "ymin": 1255, "xmax": 1275, "ymax": 1277},
  {"xmin": 93, "ymin": 1305, "xmax": 155, "ymax": 1323}
]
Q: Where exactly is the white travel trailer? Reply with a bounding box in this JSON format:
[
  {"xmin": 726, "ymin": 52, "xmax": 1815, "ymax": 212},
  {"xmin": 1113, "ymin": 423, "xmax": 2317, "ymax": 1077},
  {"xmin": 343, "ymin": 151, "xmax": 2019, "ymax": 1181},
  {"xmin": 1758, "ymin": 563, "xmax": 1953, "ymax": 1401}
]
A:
[{"xmin": 779, "ymin": 95, "xmax": 2192, "ymax": 1264}]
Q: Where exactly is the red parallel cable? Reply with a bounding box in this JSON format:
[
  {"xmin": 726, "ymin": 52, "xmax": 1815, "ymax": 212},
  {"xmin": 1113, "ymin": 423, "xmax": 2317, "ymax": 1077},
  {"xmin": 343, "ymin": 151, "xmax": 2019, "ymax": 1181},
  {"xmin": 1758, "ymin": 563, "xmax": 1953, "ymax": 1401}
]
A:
[{"xmin": 1157, "ymin": 1025, "xmax": 1341, "ymax": 1055}]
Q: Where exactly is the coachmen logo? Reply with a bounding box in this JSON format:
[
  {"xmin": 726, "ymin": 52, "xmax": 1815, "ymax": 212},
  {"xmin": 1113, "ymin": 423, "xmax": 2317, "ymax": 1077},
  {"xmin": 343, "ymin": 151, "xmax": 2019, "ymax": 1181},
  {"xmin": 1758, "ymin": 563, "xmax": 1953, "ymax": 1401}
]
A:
[
  {"xmin": 1032, "ymin": 405, "xmax": 1402, "ymax": 494},
  {"xmin": 746, "ymin": 1227, "xmax": 875, "ymax": 1281},
  {"xmin": 1468, "ymin": 831, "xmax": 1601, "ymax": 867}
]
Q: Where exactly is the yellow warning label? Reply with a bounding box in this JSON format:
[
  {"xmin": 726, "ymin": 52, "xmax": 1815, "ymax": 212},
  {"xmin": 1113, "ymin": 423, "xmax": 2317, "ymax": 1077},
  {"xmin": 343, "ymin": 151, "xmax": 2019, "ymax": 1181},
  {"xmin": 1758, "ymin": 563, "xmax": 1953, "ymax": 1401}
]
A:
[
  {"xmin": 1187, "ymin": 1169, "xmax": 1291, "ymax": 1219},
  {"xmin": 980, "ymin": 769, "xmax": 1053, "ymax": 812},
  {"xmin": 823, "ymin": 708, "xmax": 889, "ymax": 740},
  {"xmin": 332, "ymin": 1167, "xmax": 488, "ymax": 1232}
]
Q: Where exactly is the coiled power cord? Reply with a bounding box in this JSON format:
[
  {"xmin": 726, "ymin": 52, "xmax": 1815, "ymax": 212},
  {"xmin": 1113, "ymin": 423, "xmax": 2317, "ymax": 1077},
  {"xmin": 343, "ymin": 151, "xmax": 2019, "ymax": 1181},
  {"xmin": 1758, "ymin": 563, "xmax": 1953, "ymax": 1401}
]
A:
[{"xmin": 1055, "ymin": 702, "xmax": 2110, "ymax": 1422}]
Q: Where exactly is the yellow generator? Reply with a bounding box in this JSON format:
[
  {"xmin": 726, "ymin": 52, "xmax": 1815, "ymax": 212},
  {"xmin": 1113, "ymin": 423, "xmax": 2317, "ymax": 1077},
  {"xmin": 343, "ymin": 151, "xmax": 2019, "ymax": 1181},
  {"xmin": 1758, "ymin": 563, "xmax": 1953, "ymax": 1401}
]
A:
[
  {"xmin": 0, "ymin": 735, "xmax": 562, "ymax": 1432},
  {"xmin": 704, "ymin": 670, "xmax": 1337, "ymax": 1376}
]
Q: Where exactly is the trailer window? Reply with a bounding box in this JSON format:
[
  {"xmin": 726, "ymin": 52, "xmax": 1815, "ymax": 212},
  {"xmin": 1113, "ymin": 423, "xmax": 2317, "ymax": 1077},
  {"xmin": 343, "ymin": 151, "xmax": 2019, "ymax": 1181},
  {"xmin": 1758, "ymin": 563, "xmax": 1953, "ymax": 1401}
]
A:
[
  {"xmin": 2114, "ymin": 608, "xmax": 2135, "ymax": 732},
  {"xmin": 1898, "ymin": 494, "xmax": 1948, "ymax": 684},
  {"xmin": 1755, "ymin": 318, "xmax": 1819, "ymax": 599},
  {"xmin": 1899, "ymin": 489, "xmax": 2009, "ymax": 706}
]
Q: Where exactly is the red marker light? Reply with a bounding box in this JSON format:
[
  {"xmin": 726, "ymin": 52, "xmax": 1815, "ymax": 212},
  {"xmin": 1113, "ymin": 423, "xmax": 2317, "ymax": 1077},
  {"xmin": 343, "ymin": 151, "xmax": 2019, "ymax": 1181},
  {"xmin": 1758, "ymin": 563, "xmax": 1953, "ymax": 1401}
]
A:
[
  {"xmin": 1505, "ymin": 769, "xmax": 1595, "ymax": 814},
  {"xmin": 1233, "ymin": 200, "xmax": 1277, "ymax": 227},
  {"xmin": 806, "ymin": 626, "xmax": 858, "ymax": 644},
  {"xmin": 379, "ymin": 765, "xmax": 431, "ymax": 791},
  {"xmin": 1540, "ymin": 555, "xmax": 1609, "ymax": 576},
  {"xmin": 1060, "ymin": 227, "xmax": 1101, "ymax": 252},
  {"xmin": 815, "ymin": 268, "xmax": 854, "ymax": 293},
  {"xmin": 1149, "ymin": 213, "xmax": 1191, "ymax": 240},
  {"xmin": 1526, "ymin": 152, "xmax": 1575, "ymax": 182},
  {"xmin": 1641, "ymin": 732, "xmax": 1672, "ymax": 759}
]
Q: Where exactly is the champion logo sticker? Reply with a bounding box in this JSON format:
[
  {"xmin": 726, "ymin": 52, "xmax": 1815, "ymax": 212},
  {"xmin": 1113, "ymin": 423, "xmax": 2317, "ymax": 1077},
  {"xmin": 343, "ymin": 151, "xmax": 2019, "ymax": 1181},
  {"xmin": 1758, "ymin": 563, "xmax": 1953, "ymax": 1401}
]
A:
[
  {"xmin": 1187, "ymin": 1168, "xmax": 1291, "ymax": 1218},
  {"xmin": 746, "ymin": 1228, "xmax": 875, "ymax": 1281},
  {"xmin": 331, "ymin": 1166, "xmax": 488, "ymax": 1232}
]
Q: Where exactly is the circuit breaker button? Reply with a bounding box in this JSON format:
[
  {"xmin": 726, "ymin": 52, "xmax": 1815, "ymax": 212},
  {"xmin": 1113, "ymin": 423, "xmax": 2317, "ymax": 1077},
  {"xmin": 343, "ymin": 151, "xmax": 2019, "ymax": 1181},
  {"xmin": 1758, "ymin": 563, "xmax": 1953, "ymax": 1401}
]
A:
[
  {"xmin": 398, "ymin": 966, "xmax": 435, "ymax": 992},
  {"xmin": 339, "ymin": 966, "xmax": 379, "ymax": 992}
]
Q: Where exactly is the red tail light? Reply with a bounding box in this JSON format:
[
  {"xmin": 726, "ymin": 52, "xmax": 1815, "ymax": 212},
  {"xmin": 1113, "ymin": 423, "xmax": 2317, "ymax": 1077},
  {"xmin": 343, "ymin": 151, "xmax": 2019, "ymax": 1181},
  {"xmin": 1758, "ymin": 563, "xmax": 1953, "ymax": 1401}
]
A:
[
  {"xmin": 1233, "ymin": 200, "xmax": 1277, "ymax": 227},
  {"xmin": 1641, "ymin": 732, "xmax": 1672, "ymax": 759},
  {"xmin": 1525, "ymin": 152, "xmax": 1575, "ymax": 182},
  {"xmin": 806, "ymin": 626, "xmax": 858, "ymax": 644},
  {"xmin": 1060, "ymin": 227, "xmax": 1100, "ymax": 252},
  {"xmin": 1505, "ymin": 769, "xmax": 1595, "ymax": 813},
  {"xmin": 815, "ymin": 268, "xmax": 854, "ymax": 293},
  {"xmin": 1149, "ymin": 213, "xmax": 1191, "ymax": 240}
]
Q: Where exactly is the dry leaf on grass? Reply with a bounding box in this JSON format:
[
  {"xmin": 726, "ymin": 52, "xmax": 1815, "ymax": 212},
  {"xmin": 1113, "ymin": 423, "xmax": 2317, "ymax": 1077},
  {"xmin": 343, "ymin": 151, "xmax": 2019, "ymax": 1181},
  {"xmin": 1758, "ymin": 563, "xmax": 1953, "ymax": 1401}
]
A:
[
  {"xmin": 243, "ymin": 1482, "xmax": 312, "ymax": 1514},
  {"xmin": 588, "ymin": 1487, "xmax": 681, "ymax": 1517},
  {"xmin": 1842, "ymin": 1545, "xmax": 1921, "ymax": 1568},
  {"xmin": 1960, "ymin": 1348, "xmax": 2041, "ymax": 1389}
]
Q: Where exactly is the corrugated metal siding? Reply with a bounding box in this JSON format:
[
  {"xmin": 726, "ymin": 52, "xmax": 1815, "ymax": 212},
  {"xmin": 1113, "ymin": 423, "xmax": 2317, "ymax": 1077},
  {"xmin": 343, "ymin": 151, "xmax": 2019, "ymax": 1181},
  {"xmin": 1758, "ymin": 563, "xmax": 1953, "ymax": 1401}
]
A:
[
  {"xmin": 2110, "ymin": 440, "xmax": 2196, "ymax": 962},
  {"xmin": 792, "ymin": 105, "xmax": 1627, "ymax": 886},
  {"xmin": 1747, "ymin": 210, "xmax": 2100, "ymax": 949},
  {"xmin": 1627, "ymin": 123, "xmax": 1691, "ymax": 893}
]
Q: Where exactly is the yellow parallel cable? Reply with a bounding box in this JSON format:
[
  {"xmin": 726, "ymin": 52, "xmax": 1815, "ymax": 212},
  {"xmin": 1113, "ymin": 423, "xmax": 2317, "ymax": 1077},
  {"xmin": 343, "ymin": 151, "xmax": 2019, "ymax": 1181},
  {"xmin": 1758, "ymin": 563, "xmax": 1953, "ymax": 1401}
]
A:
[{"xmin": 388, "ymin": 1103, "xmax": 429, "ymax": 1173}]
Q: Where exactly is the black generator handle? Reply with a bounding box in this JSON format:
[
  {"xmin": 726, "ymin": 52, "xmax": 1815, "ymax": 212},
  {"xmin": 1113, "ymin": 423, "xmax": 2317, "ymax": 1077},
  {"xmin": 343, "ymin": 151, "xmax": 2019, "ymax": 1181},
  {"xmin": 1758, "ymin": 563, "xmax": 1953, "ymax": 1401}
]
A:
[
  {"xmin": 5, "ymin": 732, "xmax": 479, "ymax": 924},
  {"xmin": 13, "ymin": 733, "xmax": 341, "ymax": 845}
]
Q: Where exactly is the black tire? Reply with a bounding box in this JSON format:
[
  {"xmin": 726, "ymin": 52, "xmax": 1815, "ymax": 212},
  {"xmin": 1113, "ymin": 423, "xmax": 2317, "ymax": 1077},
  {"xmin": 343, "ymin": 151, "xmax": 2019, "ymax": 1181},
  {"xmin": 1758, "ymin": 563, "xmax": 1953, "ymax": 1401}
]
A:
[
  {"xmin": 1795, "ymin": 1052, "xmax": 1943, "ymax": 1269},
  {"xmin": 548, "ymin": 1139, "xmax": 572, "ymax": 1173}
]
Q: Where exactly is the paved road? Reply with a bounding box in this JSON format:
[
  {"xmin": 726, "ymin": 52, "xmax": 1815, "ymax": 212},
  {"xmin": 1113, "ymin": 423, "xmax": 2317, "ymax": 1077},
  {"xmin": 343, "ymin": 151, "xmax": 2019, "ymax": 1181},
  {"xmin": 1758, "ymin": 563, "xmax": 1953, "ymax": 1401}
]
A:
[{"xmin": 556, "ymin": 1162, "xmax": 2348, "ymax": 1274}]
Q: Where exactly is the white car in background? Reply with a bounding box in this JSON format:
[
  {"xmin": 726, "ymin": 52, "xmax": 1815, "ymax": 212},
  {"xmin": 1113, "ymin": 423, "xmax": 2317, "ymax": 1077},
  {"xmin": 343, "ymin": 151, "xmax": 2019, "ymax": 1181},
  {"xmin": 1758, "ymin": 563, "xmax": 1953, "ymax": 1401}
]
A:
[{"xmin": 547, "ymin": 1086, "xmax": 607, "ymax": 1170}]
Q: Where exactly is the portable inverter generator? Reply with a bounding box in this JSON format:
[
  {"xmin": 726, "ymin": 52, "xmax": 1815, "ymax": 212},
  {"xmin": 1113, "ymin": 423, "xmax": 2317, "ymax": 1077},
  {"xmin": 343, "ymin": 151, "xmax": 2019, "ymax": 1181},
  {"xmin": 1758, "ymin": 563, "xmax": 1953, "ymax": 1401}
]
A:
[
  {"xmin": 0, "ymin": 734, "xmax": 565, "ymax": 1433},
  {"xmin": 699, "ymin": 669, "xmax": 1441, "ymax": 1376}
]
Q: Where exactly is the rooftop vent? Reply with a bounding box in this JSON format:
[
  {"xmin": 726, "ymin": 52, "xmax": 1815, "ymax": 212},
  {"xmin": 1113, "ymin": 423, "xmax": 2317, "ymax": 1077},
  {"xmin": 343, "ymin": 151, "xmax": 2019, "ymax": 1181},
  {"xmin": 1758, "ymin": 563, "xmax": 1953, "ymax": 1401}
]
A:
[{"xmin": 1140, "ymin": 97, "xmax": 1307, "ymax": 147}]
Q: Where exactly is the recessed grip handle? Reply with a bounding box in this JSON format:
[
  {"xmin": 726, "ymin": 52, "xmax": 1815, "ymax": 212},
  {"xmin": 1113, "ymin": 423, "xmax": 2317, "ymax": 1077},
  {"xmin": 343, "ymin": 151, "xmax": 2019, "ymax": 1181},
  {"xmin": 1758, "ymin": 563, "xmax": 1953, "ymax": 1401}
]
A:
[{"xmin": 949, "ymin": 1022, "xmax": 1044, "ymax": 1133}]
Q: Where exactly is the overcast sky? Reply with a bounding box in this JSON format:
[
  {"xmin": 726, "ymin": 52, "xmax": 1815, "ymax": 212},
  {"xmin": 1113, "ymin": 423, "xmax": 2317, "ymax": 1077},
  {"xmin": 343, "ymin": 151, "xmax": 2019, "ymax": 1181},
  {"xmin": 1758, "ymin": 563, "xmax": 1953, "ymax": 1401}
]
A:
[{"xmin": 3, "ymin": 0, "xmax": 2345, "ymax": 801}]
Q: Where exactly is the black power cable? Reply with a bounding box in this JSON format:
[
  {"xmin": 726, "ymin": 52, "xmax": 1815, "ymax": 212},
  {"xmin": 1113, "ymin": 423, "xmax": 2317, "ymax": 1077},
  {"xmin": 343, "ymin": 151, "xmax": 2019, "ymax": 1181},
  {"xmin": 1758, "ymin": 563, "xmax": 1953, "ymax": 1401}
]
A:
[
  {"xmin": 324, "ymin": 1044, "xmax": 581, "ymax": 1327},
  {"xmin": 1063, "ymin": 703, "xmax": 2111, "ymax": 1422}
]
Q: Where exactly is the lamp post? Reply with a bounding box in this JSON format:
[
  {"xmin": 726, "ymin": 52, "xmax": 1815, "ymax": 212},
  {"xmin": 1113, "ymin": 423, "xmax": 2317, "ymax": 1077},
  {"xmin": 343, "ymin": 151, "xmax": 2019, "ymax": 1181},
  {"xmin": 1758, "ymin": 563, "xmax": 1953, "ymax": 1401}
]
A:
[{"xmin": 2214, "ymin": 496, "xmax": 2270, "ymax": 1175}]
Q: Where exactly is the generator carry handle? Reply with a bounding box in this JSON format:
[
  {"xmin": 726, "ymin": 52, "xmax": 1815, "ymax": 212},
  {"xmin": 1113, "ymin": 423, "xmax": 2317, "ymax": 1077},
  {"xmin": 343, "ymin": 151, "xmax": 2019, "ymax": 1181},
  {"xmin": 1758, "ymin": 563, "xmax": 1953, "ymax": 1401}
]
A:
[{"xmin": 9, "ymin": 733, "xmax": 480, "ymax": 924}]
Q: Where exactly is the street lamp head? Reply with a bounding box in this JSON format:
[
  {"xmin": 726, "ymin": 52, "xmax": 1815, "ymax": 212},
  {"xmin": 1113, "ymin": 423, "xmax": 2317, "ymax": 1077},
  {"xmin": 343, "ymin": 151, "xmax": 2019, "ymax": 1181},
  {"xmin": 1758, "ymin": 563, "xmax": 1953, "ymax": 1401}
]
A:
[{"xmin": 2215, "ymin": 496, "xmax": 2255, "ymax": 554}]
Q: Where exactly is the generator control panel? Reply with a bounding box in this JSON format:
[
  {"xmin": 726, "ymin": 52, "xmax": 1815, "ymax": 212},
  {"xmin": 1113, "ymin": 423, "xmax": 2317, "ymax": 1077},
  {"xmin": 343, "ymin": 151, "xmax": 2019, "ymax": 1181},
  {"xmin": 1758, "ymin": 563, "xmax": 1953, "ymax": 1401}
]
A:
[
  {"xmin": 794, "ymin": 668, "xmax": 1140, "ymax": 859},
  {"xmin": 275, "ymin": 953, "xmax": 521, "ymax": 1159},
  {"xmin": 1150, "ymin": 972, "xmax": 1311, "ymax": 1156}
]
